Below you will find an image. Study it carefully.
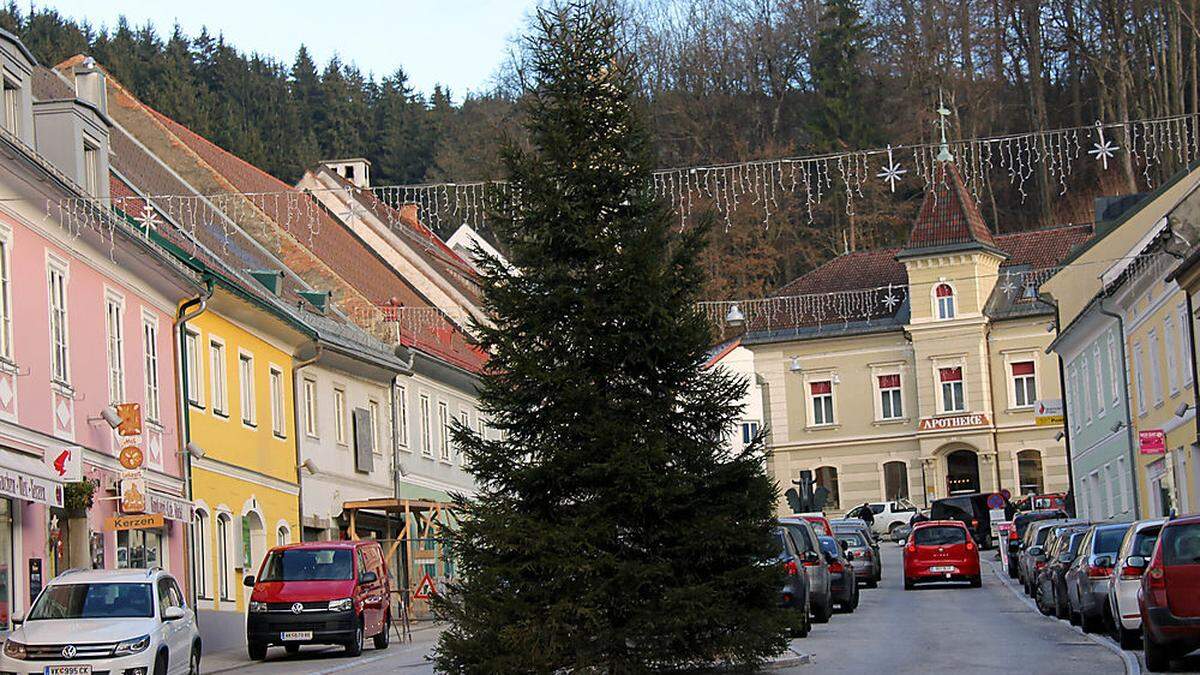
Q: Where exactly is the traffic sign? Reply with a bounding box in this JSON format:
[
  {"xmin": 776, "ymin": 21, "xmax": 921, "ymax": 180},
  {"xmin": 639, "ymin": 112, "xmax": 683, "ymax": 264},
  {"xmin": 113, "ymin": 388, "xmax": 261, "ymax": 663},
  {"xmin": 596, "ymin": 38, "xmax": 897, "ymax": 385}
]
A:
[
  {"xmin": 413, "ymin": 573, "xmax": 436, "ymax": 600},
  {"xmin": 986, "ymin": 493, "xmax": 1006, "ymax": 510}
]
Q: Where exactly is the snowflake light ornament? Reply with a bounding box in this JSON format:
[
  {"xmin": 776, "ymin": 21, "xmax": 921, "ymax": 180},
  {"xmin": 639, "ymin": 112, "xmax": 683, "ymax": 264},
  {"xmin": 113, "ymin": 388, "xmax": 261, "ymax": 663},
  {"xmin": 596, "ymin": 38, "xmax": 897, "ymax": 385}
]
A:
[
  {"xmin": 880, "ymin": 285, "xmax": 900, "ymax": 311},
  {"xmin": 877, "ymin": 145, "xmax": 907, "ymax": 192},
  {"xmin": 1088, "ymin": 122, "xmax": 1119, "ymax": 170},
  {"xmin": 137, "ymin": 204, "xmax": 160, "ymax": 239}
]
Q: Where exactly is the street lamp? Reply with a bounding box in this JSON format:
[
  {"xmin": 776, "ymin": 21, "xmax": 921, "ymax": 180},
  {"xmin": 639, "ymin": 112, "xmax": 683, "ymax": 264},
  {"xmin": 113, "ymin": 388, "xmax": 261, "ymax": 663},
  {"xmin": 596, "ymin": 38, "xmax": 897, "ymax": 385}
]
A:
[
  {"xmin": 725, "ymin": 304, "xmax": 745, "ymax": 327},
  {"xmin": 1175, "ymin": 402, "xmax": 1193, "ymax": 418}
]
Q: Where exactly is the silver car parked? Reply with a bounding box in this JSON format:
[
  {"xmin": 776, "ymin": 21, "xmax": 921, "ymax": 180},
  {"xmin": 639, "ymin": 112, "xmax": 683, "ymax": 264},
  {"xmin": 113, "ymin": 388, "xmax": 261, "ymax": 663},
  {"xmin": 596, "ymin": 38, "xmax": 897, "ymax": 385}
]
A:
[
  {"xmin": 831, "ymin": 518, "xmax": 881, "ymax": 587},
  {"xmin": 779, "ymin": 517, "xmax": 834, "ymax": 623},
  {"xmin": 1064, "ymin": 522, "xmax": 1133, "ymax": 633}
]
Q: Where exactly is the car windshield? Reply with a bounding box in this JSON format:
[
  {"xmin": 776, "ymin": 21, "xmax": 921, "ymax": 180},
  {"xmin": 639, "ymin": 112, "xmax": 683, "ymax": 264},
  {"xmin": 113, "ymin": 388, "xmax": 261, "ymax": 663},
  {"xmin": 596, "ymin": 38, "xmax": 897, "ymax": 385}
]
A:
[
  {"xmin": 1094, "ymin": 526, "xmax": 1131, "ymax": 554},
  {"xmin": 914, "ymin": 526, "xmax": 967, "ymax": 546},
  {"xmin": 259, "ymin": 548, "xmax": 354, "ymax": 581},
  {"xmin": 839, "ymin": 533, "xmax": 866, "ymax": 548},
  {"xmin": 1161, "ymin": 524, "xmax": 1200, "ymax": 566},
  {"xmin": 930, "ymin": 500, "xmax": 971, "ymax": 521},
  {"xmin": 27, "ymin": 583, "xmax": 154, "ymax": 619}
]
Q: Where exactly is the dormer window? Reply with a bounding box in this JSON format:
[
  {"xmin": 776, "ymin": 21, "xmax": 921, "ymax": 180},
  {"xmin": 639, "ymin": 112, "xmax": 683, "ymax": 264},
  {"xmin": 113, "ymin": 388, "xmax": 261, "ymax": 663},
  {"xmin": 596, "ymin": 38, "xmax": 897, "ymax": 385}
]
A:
[
  {"xmin": 82, "ymin": 141, "xmax": 99, "ymax": 196},
  {"xmin": 3, "ymin": 80, "xmax": 18, "ymax": 136},
  {"xmin": 935, "ymin": 283, "xmax": 956, "ymax": 320}
]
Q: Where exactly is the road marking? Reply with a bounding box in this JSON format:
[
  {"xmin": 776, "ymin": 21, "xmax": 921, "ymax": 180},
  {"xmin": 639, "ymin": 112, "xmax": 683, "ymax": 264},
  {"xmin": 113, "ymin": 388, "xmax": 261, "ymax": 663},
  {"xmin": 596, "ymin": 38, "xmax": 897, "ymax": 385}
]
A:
[
  {"xmin": 311, "ymin": 641, "xmax": 432, "ymax": 675},
  {"xmin": 985, "ymin": 558, "xmax": 1139, "ymax": 675}
]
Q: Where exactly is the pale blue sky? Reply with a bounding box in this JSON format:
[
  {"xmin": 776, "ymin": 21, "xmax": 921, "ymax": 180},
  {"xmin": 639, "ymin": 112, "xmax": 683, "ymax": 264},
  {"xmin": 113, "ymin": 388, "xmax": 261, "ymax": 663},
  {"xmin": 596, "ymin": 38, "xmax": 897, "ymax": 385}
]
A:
[{"xmin": 38, "ymin": 0, "xmax": 538, "ymax": 98}]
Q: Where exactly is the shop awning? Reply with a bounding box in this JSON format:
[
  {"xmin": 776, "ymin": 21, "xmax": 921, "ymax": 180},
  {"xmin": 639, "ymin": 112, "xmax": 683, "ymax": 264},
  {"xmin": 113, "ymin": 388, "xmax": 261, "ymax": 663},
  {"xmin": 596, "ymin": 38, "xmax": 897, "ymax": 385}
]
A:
[{"xmin": 0, "ymin": 449, "xmax": 63, "ymax": 508}]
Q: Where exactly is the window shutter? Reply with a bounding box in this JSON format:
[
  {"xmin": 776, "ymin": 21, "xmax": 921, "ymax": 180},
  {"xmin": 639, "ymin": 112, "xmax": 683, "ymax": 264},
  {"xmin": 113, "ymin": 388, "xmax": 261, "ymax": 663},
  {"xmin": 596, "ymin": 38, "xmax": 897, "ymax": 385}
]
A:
[
  {"xmin": 878, "ymin": 374, "xmax": 900, "ymax": 389},
  {"xmin": 353, "ymin": 407, "xmax": 374, "ymax": 473},
  {"xmin": 939, "ymin": 367, "xmax": 962, "ymax": 382},
  {"xmin": 1011, "ymin": 361, "xmax": 1035, "ymax": 376},
  {"xmin": 935, "ymin": 284, "xmax": 953, "ymax": 298},
  {"xmin": 810, "ymin": 381, "xmax": 832, "ymax": 395}
]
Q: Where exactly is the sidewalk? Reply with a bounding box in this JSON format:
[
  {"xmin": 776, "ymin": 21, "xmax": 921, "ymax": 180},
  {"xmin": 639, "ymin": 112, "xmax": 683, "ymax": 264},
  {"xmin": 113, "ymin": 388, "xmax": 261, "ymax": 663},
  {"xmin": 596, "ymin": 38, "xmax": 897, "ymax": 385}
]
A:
[{"xmin": 204, "ymin": 621, "xmax": 444, "ymax": 674}]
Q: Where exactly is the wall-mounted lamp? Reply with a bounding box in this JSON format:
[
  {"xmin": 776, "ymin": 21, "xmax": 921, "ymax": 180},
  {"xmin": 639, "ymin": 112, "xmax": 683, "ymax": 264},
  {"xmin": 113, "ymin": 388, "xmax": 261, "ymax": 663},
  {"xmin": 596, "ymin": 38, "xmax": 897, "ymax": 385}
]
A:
[
  {"xmin": 298, "ymin": 458, "xmax": 319, "ymax": 475},
  {"xmin": 789, "ymin": 356, "xmax": 801, "ymax": 372},
  {"xmin": 725, "ymin": 304, "xmax": 745, "ymax": 327},
  {"xmin": 1046, "ymin": 322, "xmax": 1057, "ymax": 333},
  {"xmin": 1111, "ymin": 421, "xmax": 1126, "ymax": 434},
  {"xmin": 1054, "ymin": 431, "xmax": 1065, "ymax": 442},
  {"xmin": 178, "ymin": 442, "xmax": 205, "ymax": 460},
  {"xmin": 88, "ymin": 405, "xmax": 121, "ymax": 429},
  {"xmin": 1175, "ymin": 402, "xmax": 1193, "ymax": 418}
]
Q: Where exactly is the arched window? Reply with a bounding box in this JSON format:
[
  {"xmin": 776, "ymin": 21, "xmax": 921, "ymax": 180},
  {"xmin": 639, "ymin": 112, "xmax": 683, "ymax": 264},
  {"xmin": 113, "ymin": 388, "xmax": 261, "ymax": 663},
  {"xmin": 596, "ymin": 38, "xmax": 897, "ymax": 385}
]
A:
[
  {"xmin": 216, "ymin": 513, "xmax": 232, "ymax": 601},
  {"xmin": 192, "ymin": 509, "xmax": 210, "ymax": 599},
  {"xmin": 1017, "ymin": 450, "xmax": 1045, "ymax": 496},
  {"xmin": 277, "ymin": 524, "xmax": 290, "ymax": 548},
  {"xmin": 883, "ymin": 461, "xmax": 909, "ymax": 501},
  {"xmin": 815, "ymin": 466, "xmax": 840, "ymax": 510},
  {"xmin": 935, "ymin": 283, "xmax": 956, "ymax": 320}
]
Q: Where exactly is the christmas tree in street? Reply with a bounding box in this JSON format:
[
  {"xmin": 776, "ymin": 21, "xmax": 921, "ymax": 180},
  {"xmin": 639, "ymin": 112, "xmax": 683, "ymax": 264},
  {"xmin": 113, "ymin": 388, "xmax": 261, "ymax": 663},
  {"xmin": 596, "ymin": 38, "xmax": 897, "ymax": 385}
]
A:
[{"xmin": 432, "ymin": 2, "xmax": 792, "ymax": 672}]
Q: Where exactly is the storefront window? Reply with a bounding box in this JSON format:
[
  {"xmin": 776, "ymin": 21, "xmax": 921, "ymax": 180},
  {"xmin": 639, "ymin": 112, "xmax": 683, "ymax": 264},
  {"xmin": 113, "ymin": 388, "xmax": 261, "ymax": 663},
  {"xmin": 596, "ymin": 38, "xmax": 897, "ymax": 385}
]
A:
[
  {"xmin": 117, "ymin": 529, "xmax": 162, "ymax": 569},
  {"xmin": 0, "ymin": 499, "xmax": 11, "ymax": 632}
]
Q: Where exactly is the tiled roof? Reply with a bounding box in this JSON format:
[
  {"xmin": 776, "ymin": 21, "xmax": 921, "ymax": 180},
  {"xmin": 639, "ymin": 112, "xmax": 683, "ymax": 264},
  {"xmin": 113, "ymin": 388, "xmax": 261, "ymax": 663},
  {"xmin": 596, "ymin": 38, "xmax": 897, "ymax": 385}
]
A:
[
  {"xmin": 774, "ymin": 248, "xmax": 906, "ymax": 297},
  {"xmin": 904, "ymin": 162, "xmax": 998, "ymax": 252}
]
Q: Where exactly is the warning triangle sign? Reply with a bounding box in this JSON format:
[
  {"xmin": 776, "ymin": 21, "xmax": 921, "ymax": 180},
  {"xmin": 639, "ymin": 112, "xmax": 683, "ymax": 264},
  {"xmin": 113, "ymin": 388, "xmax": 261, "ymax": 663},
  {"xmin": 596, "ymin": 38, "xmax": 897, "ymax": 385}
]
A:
[{"xmin": 413, "ymin": 573, "xmax": 436, "ymax": 599}]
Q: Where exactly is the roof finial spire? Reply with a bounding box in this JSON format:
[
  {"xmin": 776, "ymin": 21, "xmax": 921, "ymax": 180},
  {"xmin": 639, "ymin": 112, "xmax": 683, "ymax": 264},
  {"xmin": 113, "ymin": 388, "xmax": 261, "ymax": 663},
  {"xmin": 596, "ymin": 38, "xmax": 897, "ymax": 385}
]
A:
[{"xmin": 935, "ymin": 89, "xmax": 954, "ymax": 163}]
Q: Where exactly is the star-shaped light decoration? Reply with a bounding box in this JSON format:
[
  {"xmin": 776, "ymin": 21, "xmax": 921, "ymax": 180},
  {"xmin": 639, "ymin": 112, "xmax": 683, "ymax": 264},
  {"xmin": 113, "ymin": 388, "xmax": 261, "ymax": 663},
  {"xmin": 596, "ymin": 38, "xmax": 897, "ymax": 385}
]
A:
[
  {"xmin": 137, "ymin": 204, "xmax": 160, "ymax": 239},
  {"xmin": 881, "ymin": 287, "xmax": 900, "ymax": 311},
  {"xmin": 1088, "ymin": 122, "xmax": 1119, "ymax": 170},
  {"xmin": 877, "ymin": 145, "xmax": 907, "ymax": 192},
  {"xmin": 999, "ymin": 275, "xmax": 1018, "ymax": 295}
]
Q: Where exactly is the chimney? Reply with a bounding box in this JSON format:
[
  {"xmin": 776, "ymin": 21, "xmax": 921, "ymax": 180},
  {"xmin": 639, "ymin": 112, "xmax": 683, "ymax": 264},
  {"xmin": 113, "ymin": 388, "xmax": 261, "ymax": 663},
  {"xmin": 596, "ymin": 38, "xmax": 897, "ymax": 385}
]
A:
[
  {"xmin": 322, "ymin": 158, "xmax": 371, "ymax": 189},
  {"xmin": 73, "ymin": 56, "xmax": 108, "ymax": 117}
]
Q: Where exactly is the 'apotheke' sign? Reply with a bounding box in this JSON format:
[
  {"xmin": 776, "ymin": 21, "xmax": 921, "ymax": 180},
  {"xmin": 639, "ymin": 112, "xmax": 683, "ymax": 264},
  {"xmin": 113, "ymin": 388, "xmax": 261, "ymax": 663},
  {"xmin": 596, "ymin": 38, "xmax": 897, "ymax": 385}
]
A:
[{"xmin": 918, "ymin": 413, "xmax": 990, "ymax": 431}]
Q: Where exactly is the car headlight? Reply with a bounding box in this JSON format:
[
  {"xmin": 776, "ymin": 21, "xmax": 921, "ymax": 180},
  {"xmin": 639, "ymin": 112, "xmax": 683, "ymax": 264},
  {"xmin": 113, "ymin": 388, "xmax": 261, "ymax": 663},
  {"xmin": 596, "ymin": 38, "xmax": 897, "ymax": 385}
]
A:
[
  {"xmin": 249, "ymin": 601, "xmax": 268, "ymax": 613},
  {"xmin": 113, "ymin": 635, "xmax": 150, "ymax": 656},
  {"xmin": 328, "ymin": 597, "xmax": 353, "ymax": 612},
  {"xmin": 3, "ymin": 640, "xmax": 26, "ymax": 659}
]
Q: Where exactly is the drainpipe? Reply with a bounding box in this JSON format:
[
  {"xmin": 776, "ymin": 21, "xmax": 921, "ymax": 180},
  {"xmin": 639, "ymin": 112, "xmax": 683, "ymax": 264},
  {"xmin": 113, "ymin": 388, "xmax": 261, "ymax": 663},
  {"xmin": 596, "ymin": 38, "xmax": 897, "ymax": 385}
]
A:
[
  {"xmin": 1187, "ymin": 292, "xmax": 1200, "ymax": 456},
  {"xmin": 174, "ymin": 279, "xmax": 213, "ymax": 611},
  {"xmin": 1098, "ymin": 294, "xmax": 1143, "ymax": 519},
  {"xmin": 1038, "ymin": 294, "xmax": 1076, "ymax": 516},
  {"xmin": 292, "ymin": 343, "xmax": 322, "ymax": 541}
]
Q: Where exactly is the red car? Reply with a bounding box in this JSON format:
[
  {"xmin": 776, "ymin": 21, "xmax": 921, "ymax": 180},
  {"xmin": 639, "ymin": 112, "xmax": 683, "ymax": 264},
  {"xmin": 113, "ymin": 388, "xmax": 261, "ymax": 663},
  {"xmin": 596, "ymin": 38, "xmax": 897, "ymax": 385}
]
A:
[
  {"xmin": 1140, "ymin": 515, "xmax": 1200, "ymax": 672},
  {"xmin": 903, "ymin": 520, "xmax": 982, "ymax": 589},
  {"xmin": 245, "ymin": 540, "xmax": 392, "ymax": 660},
  {"xmin": 801, "ymin": 515, "xmax": 834, "ymax": 537}
]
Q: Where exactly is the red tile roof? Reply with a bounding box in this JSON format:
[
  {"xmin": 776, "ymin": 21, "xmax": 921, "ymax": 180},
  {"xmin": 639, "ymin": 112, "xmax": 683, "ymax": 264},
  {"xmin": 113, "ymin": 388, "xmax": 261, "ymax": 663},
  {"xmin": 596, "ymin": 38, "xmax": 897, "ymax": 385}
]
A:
[{"xmin": 905, "ymin": 162, "xmax": 997, "ymax": 251}]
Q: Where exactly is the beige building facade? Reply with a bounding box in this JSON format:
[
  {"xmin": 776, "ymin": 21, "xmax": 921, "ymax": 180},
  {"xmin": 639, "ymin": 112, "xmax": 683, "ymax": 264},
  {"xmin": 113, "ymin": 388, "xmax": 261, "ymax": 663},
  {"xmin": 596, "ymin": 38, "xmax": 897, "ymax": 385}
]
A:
[{"xmin": 745, "ymin": 161, "xmax": 1086, "ymax": 520}]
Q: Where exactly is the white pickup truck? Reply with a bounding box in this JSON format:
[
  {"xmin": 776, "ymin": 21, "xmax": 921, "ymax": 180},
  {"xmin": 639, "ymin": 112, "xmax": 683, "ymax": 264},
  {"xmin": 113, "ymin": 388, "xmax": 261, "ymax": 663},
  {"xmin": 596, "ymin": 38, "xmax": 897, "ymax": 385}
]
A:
[{"xmin": 845, "ymin": 499, "xmax": 921, "ymax": 539}]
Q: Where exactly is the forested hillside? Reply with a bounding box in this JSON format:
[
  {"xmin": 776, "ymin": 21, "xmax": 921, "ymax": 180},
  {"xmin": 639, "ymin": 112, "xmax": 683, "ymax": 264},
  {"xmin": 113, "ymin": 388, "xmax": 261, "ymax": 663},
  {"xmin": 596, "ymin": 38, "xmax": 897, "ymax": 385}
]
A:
[{"xmin": 6, "ymin": 1, "xmax": 1197, "ymax": 299}]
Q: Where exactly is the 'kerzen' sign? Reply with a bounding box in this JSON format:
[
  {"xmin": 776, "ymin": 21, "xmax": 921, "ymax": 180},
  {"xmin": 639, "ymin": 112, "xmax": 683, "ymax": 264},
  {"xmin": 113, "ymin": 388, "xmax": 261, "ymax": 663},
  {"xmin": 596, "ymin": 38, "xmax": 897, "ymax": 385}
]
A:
[{"xmin": 918, "ymin": 413, "xmax": 990, "ymax": 431}]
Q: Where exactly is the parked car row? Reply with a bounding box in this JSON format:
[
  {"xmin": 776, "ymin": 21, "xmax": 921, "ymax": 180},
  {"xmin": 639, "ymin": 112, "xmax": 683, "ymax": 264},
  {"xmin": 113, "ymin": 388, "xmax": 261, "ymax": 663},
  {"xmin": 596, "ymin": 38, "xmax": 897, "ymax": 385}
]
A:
[
  {"xmin": 1010, "ymin": 512, "xmax": 1200, "ymax": 672},
  {"xmin": 773, "ymin": 515, "xmax": 884, "ymax": 636}
]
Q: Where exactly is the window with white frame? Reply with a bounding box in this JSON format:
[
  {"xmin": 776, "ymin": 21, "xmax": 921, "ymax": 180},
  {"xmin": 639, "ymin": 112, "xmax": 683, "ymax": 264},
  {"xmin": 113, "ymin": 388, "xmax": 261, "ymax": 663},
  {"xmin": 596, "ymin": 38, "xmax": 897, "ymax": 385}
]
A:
[
  {"xmin": 369, "ymin": 399, "xmax": 381, "ymax": 455},
  {"xmin": 1092, "ymin": 344, "xmax": 1105, "ymax": 415},
  {"xmin": 1081, "ymin": 357, "xmax": 1093, "ymax": 421},
  {"xmin": 939, "ymin": 366, "xmax": 965, "ymax": 412},
  {"xmin": 420, "ymin": 394, "xmax": 432, "ymax": 456},
  {"xmin": 47, "ymin": 259, "xmax": 69, "ymax": 384},
  {"xmin": 82, "ymin": 141, "xmax": 99, "ymax": 196},
  {"xmin": 1011, "ymin": 361, "xmax": 1036, "ymax": 408},
  {"xmin": 238, "ymin": 353, "xmax": 256, "ymax": 425},
  {"xmin": 458, "ymin": 409, "xmax": 470, "ymax": 459},
  {"xmin": 104, "ymin": 295, "xmax": 124, "ymax": 403},
  {"xmin": 303, "ymin": 378, "xmax": 318, "ymax": 437},
  {"xmin": 741, "ymin": 421, "xmax": 760, "ymax": 445},
  {"xmin": 1133, "ymin": 342, "xmax": 1147, "ymax": 416},
  {"xmin": 1117, "ymin": 455, "xmax": 1130, "ymax": 512},
  {"xmin": 1107, "ymin": 332, "xmax": 1120, "ymax": 403},
  {"xmin": 438, "ymin": 400, "xmax": 451, "ymax": 460},
  {"xmin": 209, "ymin": 339, "xmax": 227, "ymax": 416},
  {"xmin": 333, "ymin": 387, "xmax": 346, "ymax": 444},
  {"xmin": 809, "ymin": 380, "xmax": 834, "ymax": 426},
  {"xmin": 0, "ymin": 232, "xmax": 11, "ymax": 361},
  {"xmin": 396, "ymin": 385, "xmax": 408, "ymax": 449},
  {"xmin": 184, "ymin": 329, "xmax": 202, "ymax": 406},
  {"xmin": 269, "ymin": 367, "xmax": 285, "ymax": 437},
  {"xmin": 192, "ymin": 509, "xmax": 210, "ymax": 599},
  {"xmin": 142, "ymin": 316, "xmax": 160, "ymax": 423},
  {"xmin": 878, "ymin": 373, "xmax": 903, "ymax": 419},
  {"xmin": 935, "ymin": 283, "xmax": 955, "ymax": 320},
  {"xmin": 3, "ymin": 80, "xmax": 19, "ymax": 136},
  {"xmin": 1164, "ymin": 315, "xmax": 1180, "ymax": 394},
  {"xmin": 1104, "ymin": 463, "xmax": 1116, "ymax": 518},
  {"xmin": 216, "ymin": 513, "xmax": 232, "ymax": 601},
  {"xmin": 1070, "ymin": 364, "xmax": 1081, "ymax": 432},
  {"xmin": 1148, "ymin": 330, "xmax": 1164, "ymax": 406},
  {"xmin": 1180, "ymin": 303, "xmax": 1194, "ymax": 387}
]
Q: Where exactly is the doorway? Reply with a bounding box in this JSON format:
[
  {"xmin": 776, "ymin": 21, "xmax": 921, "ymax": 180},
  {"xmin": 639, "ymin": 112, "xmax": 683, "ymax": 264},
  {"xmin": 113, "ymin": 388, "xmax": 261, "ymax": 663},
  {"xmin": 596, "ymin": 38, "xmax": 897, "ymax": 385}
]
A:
[{"xmin": 946, "ymin": 449, "xmax": 981, "ymax": 494}]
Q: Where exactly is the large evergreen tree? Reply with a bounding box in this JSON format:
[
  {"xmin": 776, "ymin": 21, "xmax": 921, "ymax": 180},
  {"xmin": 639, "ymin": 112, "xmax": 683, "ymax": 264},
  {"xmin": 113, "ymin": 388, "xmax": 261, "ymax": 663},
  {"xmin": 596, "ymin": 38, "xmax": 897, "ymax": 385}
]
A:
[{"xmin": 432, "ymin": 3, "xmax": 791, "ymax": 672}]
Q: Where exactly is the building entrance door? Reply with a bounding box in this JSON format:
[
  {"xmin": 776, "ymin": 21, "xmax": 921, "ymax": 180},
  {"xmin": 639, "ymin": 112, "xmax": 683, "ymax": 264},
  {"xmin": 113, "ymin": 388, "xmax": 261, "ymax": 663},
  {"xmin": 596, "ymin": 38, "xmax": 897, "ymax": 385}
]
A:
[{"xmin": 946, "ymin": 449, "xmax": 980, "ymax": 494}]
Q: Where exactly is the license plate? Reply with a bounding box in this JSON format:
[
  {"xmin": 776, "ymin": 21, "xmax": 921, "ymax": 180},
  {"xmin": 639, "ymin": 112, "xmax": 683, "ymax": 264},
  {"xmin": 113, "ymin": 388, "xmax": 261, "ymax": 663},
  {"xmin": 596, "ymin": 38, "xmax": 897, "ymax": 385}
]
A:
[
  {"xmin": 930, "ymin": 566, "xmax": 957, "ymax": 573},
  {"xmin": 281, "ymin": 631, "xmax": 313, "ymax": 641},
  {"xmin": 46, "ymin": 667, "xmax": 92, "ymax": 675}
]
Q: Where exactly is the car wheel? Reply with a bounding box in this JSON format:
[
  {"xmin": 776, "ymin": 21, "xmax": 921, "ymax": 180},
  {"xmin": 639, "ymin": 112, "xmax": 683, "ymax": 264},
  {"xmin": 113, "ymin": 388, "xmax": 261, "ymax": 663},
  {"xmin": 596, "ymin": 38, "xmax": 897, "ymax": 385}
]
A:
[
  {"xmin": 970, "ymin": 575, "xmax": 982, "ymax": 589},
  {"xmin": 284, "ymin": 644, "xmax": 300, "ymax": 655},
  {"xmin": 814, "ymin": 597, "xmax": 833, "ymax": 623},
  {"xmin": 1144, "ymin": 626, "xmax": 1172, "ymax": 672},
  {"xmin": 1008, "ymin": 558, "xmax": 1019, "ymax": 579},
  {"xmin": 796, "ymin": 595, "xmax": 811, "ymax": 638},
  {"xmin": 345, "ymin": 620, "xmax": 364, "ymax": 656},
  {"xmin": 373, "ymin": 615, "xmax": 391, "ymax": 650},
  {"xmin": 888, "ymin": 522, "xmax": 903, "ymax": 540},
  {"xmin": 189, "ymin": 644, "xmax": 201, "ymax": 675},
  {"xmin": 904, "ymin": 577, "xmax": 914, "ymax": 591},
  {"xmin": 1037, "ymin": 586, "xmax": 1053, "ymax": 614},
  {"xmin": 865, "ymin": 576, "xmax": 878, "ymax": 589},
  {"xmin": 1081, "ymin": 610, "xmax": 1101, "ymax": 634},
  {"xmin": 154, "ymin": 651, "xmax": 168, "ymax": 675},
  {"xmin": 1068, "ymin": 609, "xmax": 1080, "ymax": 626},
  {"xmin": 1118, "ymin": 623, "xmax": 1140, "ymax": 650},
  {"xmin": 247, "ymin": 641, "xmax": 267, "ymax": 661},
  {"xmin": 1055, "ymin": 591, "xmax": 1069, "ymax": 620}
]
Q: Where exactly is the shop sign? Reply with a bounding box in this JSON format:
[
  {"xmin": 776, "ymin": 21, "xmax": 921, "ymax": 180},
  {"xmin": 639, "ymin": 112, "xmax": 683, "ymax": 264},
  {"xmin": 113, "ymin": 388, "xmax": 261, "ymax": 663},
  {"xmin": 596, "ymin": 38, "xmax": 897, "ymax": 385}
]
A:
[
  {"xmin": 1034, "ymin": 399, "xmax": 1065, "ymax": 426},
  {"xmin": 1139, "ymin": 429, "xmax": 1167, "ymax": 455},
  {"xmin": 0, "ymin": 464, "xmax": 62, "ymax": 507},
  {"xmin": 119, "ymin": 472, "xmax": 147, "ymax": 514},
  {"xmin": 44, "ymin": 445, "xmax": 81, "ymax": 482},
  {"xmin": 148, "ymin": 491, "xmax": 193, "ymax": 522},
  {"xmin": 118, "ymin": 442, "xmax": 144, "ymax": 470},
  {"xmin": 105, "ymin": 513, "xmax": 165, "ymax": 531},
  {"xmin": 115, "ymin": 403, "xmax": 142, "ymax": 437},
  {"xmin": 918, "ymin": 413, "xmax": 990, "ymax": 431}
]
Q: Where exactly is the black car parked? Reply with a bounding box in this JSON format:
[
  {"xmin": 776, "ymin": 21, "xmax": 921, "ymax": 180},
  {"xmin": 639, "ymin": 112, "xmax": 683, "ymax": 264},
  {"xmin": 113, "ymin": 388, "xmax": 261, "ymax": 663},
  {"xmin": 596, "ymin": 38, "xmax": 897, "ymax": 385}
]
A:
[
  {"xmin": 1035, "ymin": 525, "xmax": 1091, "ymax": 619},
  {"xmin": 772, "ymin": 527, "xmax": 811, "ymax": 637},
  {"xmin": 818, "ymin": 535, "xmax": 859, "ymax": 613},
  {"xmin": 1008, "ymin": 509, "xmax": 1069, "ymax": 578},
  {"xmin": 930, "ymin": 493, "xmax": 1009, "ymax": 549}
]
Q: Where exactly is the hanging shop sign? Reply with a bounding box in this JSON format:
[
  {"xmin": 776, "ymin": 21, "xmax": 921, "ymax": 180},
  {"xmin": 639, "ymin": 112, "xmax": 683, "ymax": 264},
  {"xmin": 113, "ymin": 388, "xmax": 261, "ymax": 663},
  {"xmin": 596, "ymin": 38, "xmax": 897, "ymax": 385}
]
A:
[
  {"xmin": 115, "ymin": 403, "xmax": 142, "ymax": 437},
  {"xmin": 119, "ymin": 472, "xmax": 147, "ymax": 514},
  {"xmin": 1139, "ymin": 429, "xmax": 1167, "ymax": 455},
  {"xmin": 1034, "ymin": 399, "xmax": 1065, "ymax": 426},
  {"xmin": 118, "ymin": 442, "xmax": 144, "ymax": 470},
  {"xmin": 105, "ymin": 513, "xmax": 165, "ymax": 531},
  {"xmin": 43, "ymin": 445, "xmax": 82, "ymax": 482},
  {"xmin": 147, "ymin": 490, "xmax": 193, "ymax": 522},
  {"xmin": 918, "ymin": 413, "xmax": 990, "ymax": 432}
]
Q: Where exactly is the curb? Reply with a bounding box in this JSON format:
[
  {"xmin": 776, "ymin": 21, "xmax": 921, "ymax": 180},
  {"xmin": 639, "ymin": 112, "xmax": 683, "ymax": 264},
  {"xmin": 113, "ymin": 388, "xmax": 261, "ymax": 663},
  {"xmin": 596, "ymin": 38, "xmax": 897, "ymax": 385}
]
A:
[
  {"xmin": 985, "ymin": 558, "xmax": 1140, "ymax": 675},
  {"xmin": 759, "ymin": 647, "xmax": 814, "ymax": 670}
]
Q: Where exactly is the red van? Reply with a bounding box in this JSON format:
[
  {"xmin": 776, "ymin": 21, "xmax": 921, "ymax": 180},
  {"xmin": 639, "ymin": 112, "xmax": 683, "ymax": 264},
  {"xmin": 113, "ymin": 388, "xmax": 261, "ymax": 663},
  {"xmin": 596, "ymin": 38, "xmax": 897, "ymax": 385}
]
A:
[
  {"xmin": 903, "ymin": 520, "xmax": 981, "ymax": 589},
  {"xmin": 1140, "ymin": 515, "xmax": 1200, "ymax": 672},
  {"xmin": 245, "ymin": 540, "xmax": 392, "ymax": 660}
]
